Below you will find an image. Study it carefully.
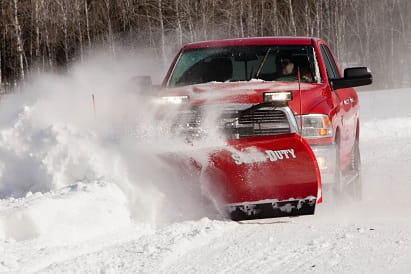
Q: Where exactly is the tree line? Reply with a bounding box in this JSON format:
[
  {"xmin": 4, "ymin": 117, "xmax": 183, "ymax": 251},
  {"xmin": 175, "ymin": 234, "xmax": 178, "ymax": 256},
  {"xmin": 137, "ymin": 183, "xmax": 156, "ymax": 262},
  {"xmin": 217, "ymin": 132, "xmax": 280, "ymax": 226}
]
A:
[{"xmin": 0, "ymin": 0, "xmax": 410, "ymax": 91}]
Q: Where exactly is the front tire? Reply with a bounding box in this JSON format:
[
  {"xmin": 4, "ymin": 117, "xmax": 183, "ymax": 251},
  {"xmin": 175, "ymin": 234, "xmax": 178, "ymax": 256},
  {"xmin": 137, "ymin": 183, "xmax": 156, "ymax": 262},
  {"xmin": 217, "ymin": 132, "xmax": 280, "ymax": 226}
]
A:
[
  {"xmin": 332, "ymin": 135, "xmax": 344, "ymax": 198},
  {"xmin": 332, "ymin": 136, "xmax": 362, "ymax": 201},
  {"xmin": 348, "ymin": 138, "xmax": 362, "ymax": 200}
]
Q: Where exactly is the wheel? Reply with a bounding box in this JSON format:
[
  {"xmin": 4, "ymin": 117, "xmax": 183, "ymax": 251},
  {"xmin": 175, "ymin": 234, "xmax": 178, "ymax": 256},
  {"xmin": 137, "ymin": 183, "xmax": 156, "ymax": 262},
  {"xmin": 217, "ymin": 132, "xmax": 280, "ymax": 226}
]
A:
[
  {"xmin": 331, "ymin": 135, "xmax": 344, "ymax": 199},
  {"xmin": 332, "ymin": 136, "xmax": 362, "ymax": 202},
  {"xmin": 347, "ymin": 138, "xmax": 362, "ymax": 200}
]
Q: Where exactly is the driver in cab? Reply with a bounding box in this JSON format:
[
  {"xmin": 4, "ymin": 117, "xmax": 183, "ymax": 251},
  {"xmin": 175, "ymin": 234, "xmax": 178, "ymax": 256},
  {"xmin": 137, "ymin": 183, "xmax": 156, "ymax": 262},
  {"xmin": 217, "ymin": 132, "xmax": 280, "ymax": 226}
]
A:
[{"xmin": 276, "ymin": 55, "xmax": 313, "ymax": 82}]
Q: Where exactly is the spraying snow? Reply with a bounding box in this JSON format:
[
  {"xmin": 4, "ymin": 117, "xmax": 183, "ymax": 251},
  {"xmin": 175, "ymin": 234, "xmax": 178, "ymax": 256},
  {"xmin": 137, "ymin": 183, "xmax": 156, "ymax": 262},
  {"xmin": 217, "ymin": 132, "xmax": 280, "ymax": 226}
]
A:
[{"xmin": 0, "ymin": 52, "xmax": 227, "ymax": 243}]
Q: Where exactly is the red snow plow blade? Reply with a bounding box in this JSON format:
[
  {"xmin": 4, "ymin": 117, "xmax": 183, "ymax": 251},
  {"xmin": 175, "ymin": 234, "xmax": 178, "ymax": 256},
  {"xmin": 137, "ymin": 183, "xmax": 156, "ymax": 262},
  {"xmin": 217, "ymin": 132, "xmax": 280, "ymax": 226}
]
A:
[{"xmin": 203, "ymin": 133, "xmax": 321, "ymax": 221}]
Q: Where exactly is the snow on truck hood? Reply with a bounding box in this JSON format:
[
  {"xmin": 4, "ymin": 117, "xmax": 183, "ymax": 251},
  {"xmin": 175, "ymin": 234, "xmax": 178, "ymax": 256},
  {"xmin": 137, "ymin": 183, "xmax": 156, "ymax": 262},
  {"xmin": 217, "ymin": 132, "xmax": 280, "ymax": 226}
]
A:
[{"xmin": 160, "ymin": 81, "xmax": 329, "ymax": 113}]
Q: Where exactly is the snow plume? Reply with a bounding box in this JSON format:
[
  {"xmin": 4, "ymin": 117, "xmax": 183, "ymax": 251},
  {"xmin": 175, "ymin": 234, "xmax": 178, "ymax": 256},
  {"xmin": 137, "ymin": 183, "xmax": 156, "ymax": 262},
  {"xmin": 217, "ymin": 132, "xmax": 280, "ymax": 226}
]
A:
[{"xmin": 0, "ymin": 51, "xmax": 225, "ymax": 241}]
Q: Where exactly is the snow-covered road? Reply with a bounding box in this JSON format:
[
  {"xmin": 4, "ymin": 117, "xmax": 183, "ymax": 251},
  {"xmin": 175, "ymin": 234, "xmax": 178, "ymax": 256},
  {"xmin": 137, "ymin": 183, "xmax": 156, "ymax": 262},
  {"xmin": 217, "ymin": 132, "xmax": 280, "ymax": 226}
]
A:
[{"xmin": 1, "ymin": 78, "xmax": 410, "ymax": 273}]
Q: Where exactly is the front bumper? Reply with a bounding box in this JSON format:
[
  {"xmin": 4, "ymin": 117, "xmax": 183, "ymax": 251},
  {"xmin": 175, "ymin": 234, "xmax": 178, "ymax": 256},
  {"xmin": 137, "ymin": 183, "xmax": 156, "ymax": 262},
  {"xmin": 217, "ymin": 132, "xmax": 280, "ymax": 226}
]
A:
[{"xmin": 310, "ymin": 144, "xmax": 337, "ymax": 185}]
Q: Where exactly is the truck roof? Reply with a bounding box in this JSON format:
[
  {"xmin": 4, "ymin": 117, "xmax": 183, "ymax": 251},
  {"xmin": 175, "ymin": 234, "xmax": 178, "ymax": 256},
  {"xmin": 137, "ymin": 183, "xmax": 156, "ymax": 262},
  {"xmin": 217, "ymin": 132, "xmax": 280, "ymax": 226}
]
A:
[{"xmin": 183, "ymin": 37, "xmax": 320, "ymax": 50}]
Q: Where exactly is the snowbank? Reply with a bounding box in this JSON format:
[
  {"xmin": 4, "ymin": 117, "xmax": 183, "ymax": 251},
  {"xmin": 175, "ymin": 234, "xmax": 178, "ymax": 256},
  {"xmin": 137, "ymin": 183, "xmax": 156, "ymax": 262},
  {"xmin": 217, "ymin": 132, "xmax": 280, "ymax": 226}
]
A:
[{"xmin": 0, "ymin": 182, "xmax": 130, "ymax": 243}]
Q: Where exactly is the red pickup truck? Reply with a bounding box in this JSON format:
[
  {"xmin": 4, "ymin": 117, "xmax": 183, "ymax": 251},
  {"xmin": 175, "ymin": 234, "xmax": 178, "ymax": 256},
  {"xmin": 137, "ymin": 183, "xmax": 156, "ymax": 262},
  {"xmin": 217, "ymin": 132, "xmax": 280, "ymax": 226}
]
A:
[{"xmin": 153, "ymin": 37, "xmax": 372, "ymax": 220}]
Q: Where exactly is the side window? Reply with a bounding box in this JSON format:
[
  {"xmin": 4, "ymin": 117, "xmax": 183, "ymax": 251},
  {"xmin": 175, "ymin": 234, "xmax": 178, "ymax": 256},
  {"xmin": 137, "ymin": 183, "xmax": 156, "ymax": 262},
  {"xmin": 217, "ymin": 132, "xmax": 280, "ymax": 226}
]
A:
[{"xmin": 320, "ymin": 45, "xmax": 340, "ymax": 79}]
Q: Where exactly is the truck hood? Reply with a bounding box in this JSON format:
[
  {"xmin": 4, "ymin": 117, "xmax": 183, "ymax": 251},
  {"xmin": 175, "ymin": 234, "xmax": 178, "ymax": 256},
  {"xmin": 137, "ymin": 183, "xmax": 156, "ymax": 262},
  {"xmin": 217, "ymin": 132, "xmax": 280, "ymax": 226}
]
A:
[{"xmin": 159, "ymin": 81, "xmax": 331, "ymax": 114}]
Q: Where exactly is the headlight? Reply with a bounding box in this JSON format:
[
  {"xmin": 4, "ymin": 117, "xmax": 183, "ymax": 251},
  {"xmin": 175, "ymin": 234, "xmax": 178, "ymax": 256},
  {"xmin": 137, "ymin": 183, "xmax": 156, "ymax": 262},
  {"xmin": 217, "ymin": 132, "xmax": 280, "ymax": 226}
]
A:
[
  {"xmin": 158, "ymin": 95, "xmax": 189, "ymax": 104},
  {"xmin": 296, "ymin": 114, "xmax": 332, "ymax": 138},
  {"xmin": 263, "ymin": 92, "xmax": 293, "ymax": 102}
]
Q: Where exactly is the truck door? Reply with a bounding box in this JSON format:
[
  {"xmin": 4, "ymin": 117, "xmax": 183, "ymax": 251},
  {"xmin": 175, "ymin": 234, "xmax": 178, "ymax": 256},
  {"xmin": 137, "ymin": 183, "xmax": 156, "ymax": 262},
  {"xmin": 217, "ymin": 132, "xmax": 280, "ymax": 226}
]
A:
[{"xmin": 319, "ymin": 44, "xmax": 355, "ymax": 163}]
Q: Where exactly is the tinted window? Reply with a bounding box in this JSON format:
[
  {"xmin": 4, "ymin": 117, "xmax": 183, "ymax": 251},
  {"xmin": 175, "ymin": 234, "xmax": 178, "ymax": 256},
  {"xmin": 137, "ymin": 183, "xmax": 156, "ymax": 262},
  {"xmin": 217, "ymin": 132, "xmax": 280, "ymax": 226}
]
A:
[
  {"xmin": 320, "ymin": 45, "xmax": 340, "ymax": 79},
  {"xmin": 168, "ymin": 45, "xmax": 320, "ymax": 87}
]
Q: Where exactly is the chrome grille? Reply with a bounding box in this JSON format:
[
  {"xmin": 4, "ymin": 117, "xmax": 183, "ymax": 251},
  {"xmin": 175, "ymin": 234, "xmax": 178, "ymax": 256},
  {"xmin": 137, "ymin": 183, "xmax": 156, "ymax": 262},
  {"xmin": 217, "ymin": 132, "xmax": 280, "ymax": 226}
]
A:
[
  {"xmin": 174, "ymin": 105, "xmax": 292, "ymax": 139},
  {"xmin": 236, "ymin": 108, "xmax": 290, "ymax": 138},
  {"xmin": 239, "ymin": 109, "xmax": 288, "ymax": 124}
]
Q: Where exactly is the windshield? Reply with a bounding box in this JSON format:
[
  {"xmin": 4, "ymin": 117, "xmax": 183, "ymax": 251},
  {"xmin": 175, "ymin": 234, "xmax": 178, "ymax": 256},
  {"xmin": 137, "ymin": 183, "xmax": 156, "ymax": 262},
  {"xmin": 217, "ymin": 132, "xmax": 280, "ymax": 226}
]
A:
[{"xmin": 168, "ymin": 45, "xmax": 321, "ymax": 87}]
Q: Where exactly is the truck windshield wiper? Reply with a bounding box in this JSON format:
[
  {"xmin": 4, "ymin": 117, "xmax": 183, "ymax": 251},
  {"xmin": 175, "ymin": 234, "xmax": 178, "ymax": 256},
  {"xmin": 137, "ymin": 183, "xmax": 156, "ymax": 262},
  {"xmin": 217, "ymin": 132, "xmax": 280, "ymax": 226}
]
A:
[{"xmin": 255, "ymin": 47, "xmax": 276, "ymax": 79}]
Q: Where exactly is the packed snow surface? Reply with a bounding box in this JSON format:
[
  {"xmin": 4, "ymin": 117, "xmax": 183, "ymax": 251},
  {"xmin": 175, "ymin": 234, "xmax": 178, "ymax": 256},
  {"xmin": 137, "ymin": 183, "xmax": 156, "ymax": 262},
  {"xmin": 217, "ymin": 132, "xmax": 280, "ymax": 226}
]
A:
[{"xmin": 0, "ymin": 56, "xmax": 410, "ymax": 273}]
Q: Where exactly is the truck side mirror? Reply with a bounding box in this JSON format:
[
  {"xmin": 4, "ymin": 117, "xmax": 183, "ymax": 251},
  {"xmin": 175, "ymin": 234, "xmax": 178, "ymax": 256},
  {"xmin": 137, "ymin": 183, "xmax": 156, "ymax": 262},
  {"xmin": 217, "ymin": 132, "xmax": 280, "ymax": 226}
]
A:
[{"xmin": 330, "ymin": 67, "xmax": 372, "ymax": 90}]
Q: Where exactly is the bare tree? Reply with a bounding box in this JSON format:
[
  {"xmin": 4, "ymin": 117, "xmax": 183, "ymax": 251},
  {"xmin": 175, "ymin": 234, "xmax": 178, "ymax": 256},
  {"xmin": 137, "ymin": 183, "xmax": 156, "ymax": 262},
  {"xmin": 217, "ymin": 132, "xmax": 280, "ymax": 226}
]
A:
[
  {"xmin": 12, "ymin": 0, "xmax": 25, "ymax": 80},
  {"xmin": 157, "ymin": 0, "xmax": 167, "ymax": 66},
  {"xmin": 84, "ymin": 0, "xmax": 92, "ymax": 49},
  {"xmin": 239, "ymin": 0, "xmax": 245, "ymax": 37},
  {"xmin": 33, "ymin": 0, "xmax": 41, "ymax": 72},
  {"xmin": 74, "ymin": 0, "xmax": 84, "ymax": 61},
  {"xmin": 103, "ymin": 0, "xmax": 116, "ymax": 56},
  {"xmin": 174, "ymin": 0, "xmax": 183, "ymax": 47},
  {"xmin": 287, "ymin": 0, "xmax": 297, "ymax": 36},
  {"xmin": 0, "ymin": 48, "xmax": 3, "ymax": 90}
]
